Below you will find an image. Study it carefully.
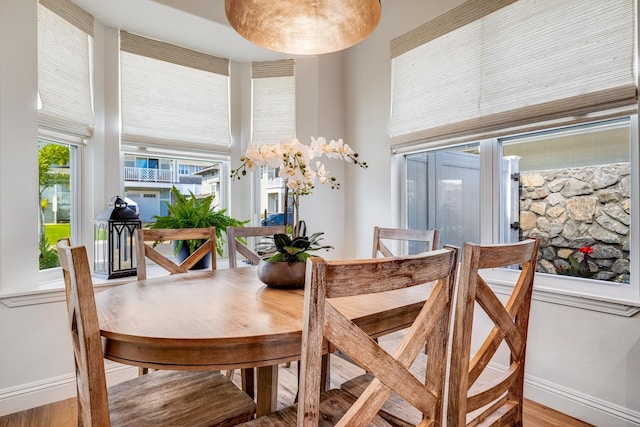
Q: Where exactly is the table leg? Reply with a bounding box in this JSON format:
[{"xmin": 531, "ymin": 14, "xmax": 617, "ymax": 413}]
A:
[
  {"xmin": 242, "ymin": 368, "xmax": 255, "ymax": 399},
  {"xmin": 256, "ymin": 365, "xmax": 278, "ymax": 417},
  {"xmin": 321, "ymin": 354, "xmax": 330, "ymax": 392}
]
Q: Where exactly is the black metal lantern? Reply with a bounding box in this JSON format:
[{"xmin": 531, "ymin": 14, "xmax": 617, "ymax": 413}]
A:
[{"xmin": 93, "ymin": 196, "xmax": 141, "ymax": 279}]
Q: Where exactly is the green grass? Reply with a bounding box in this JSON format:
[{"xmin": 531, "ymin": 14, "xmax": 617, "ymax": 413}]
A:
[{"xmin": 44, "ymin": 223, "xmax": 71, "ymax": 245}]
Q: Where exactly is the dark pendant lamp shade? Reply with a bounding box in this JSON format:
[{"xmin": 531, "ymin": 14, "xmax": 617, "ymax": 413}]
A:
[{"xmin": 225, "ymin": 0, "xmax": 381, "ymax": 55}]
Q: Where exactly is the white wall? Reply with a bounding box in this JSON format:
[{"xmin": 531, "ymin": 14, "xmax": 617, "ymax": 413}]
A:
[
  {"xmin": 0, "ymin": 0, "xmax": 39, "ymax": 294},
  {"xmin": 1, "ymin": 1, "xmax": 639, "ymax": 425},
  {"xmin": 342, "ymin": 0, "xmax": 640, "ymax": 426}
]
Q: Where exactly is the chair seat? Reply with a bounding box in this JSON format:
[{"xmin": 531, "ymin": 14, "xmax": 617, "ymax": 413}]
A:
[
  {"xmin": 237, "ymin": 389, "xmax": 393, "ymax": 427},
  {"xmin": 340, "ymin": 334, "xmax": 431, "ymax": 427},
  {"xmin": 340, "ymin": 373, "xmax": 421, "ymax": 427},
  {"xmin": 469, "ymin": 398, "xmax": 520, "ymax": 427},
  {"xmin": 107, "ymin": 370, "xmax": 256, "ymax": 427}
]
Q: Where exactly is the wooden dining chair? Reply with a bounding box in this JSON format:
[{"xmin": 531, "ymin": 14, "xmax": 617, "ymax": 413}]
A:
[
  {"xmin": 368, "ymin": 226, "xmax": 440, "ymax": 358},
  {"xmin": 239, "ymin": 247, "xmax": 459, "ymax": 427},
  {"xmin": 227, "ymin": 225, "xmax": 286, "ymax": 267},
  {"xmin": 56, "ymin": 238, "xmax": 256, "ymax": 427},
  {"xmin": 372, "ymin": 226, "xmax": 441, "ymax": 258},
  {"xmin": 447, "ymin": 239, "xmax": 540, "ymax": 427},
  {"xmin": 135, "ymin": 227, "xmax": 216, "ymax": 280}
]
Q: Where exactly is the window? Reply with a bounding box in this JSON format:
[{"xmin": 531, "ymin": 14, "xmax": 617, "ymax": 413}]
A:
[
  {"xmin": 136, "ymin": 157, "xmax": 159, "ymax": 169},
  {"xmin": 120, "ymin": 33, "xmax": 233, "ymax": 227},
  {"xmin": 120, "ymin": 31, "xmax": 231, "ymax": 156},
  {"xmin": 251, "ymin": 60, "xmax": 296, "ymax": 223},
  {"xmin": 38, "ymin": 140, "xmax": 78, "ymax": 270},
  {"xmin": 502, "ymin": 119, "xmax": 631, "ymax": 284},
  {"xmin": 37, "ymin": 0, "xmax": 93, "ymax": 274},
  {"xmin": 38, "ymin": 0, "xmax": 94, "ymax": 138},
  {"xmin": 392, "ymin": 0, "xmax": 637, "ymax": 305},
  {"xmin": 402, "ymin": 117, "xmax": 637, "ymax": 301},
  {"xmin": 123, "ymin": 154, "xmax": 225, "ymax": 222},
  {"xmin": 406, "ymin": 143, "xmax": 480, "ymax": 250},
  {"xmin": 389, "ymin": 0, "xmax": 635, "ymax": 147}
]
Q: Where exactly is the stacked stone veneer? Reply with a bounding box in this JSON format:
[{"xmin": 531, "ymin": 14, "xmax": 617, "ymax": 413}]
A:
[{"xmin": 519, "ymin": 162, "xmax": 631, "ymax": 283}]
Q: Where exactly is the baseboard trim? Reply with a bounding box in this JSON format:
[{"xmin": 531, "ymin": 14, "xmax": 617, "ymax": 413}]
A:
[
  {"xmin": 3, "ymin": 362, "xmax": 639, "ymax": 426},
  {"xmin": 0, "ymin": 363, "xmax": 137, "ymax": 417},
  {"xmin": 525, "ymin": 373, "xmax": 640, "ymax": 427},
  {"xmin": 484, "ymin": 362, "xmax": 640, "ymax": 427}
]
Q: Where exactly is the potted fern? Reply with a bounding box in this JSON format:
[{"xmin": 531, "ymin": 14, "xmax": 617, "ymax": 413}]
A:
[{"xmin": 151, "ymin": 186, "xmax": 248, "ymax": 268}]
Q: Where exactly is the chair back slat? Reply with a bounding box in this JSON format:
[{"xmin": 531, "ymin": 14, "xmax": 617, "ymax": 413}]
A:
[
  {"xmin": 57, "ymin": 238, "xmax": 111, "ymax": 426},
  {"xmin": 298, "ymin": 246, "xmax": 459, "ymax": 426},
  {"xmin": 227, "ymin": 225, "xmax": 285, "ymax": 268},
  {"xmin": 373, "ymin": 226, "xmax": 440, "ymax": 258},
  {"xmin": 447, "ymin": 238, "xmax": 539, "ymax": 427},
  {"xmin": 135, "ymin": 227, "xmax": 216, "ymax": 279}
]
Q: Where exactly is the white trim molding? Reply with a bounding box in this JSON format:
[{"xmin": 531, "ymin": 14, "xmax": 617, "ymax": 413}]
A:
[
  {"xmin": 524, "ymin": 371, "xmax": 640, "ymax": 427},
  {"xmin": 483, "ymin": 361, "xmax": 640, "ymax": 427},
  {"xmin": 491, "ymin": 281, "xmax": 640, "ymax": 317},
  {"xmin": 0, "ymin": 363, "xmax": 136, "ymax": 417},
  {"xmin": 0, "ymin": 278, "xmax": 133, "ymax": 308}
]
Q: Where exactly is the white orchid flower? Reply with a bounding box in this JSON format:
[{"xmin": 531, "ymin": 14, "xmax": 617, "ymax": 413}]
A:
[
  {"xmin": 231, "ymin": 136, "xmax": 366, "ymax": 197},
  {"xmin": 316, "ymin": 162, "xmax": 330, "ymax": 184},
  {"xmin": 261, "ymin": 145, "xmax": 283, "ymax": 168},
  {"xmin": 243, "ymin": 144, "xmax": 264, "ymax": 170}
]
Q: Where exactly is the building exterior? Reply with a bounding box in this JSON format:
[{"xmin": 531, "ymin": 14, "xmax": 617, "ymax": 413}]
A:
[{"xmin": 123, "ymin": 154, "xmax": 221, "ymax": 222}]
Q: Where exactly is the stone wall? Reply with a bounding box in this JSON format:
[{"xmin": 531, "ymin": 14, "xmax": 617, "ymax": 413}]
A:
[{"xmin": 519, "ymin": 163, "xmax": 630, "ymax": 283}]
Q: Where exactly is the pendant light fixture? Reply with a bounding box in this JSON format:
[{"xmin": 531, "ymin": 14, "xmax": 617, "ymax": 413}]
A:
[{"xmin": 225, "ymin": 0, "xmax": 381, "ymax": 55}]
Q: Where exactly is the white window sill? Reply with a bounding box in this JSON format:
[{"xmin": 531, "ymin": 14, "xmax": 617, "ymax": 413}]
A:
[
  {"xmin": 0, "ymin": 275, "xmax": 137, "ymax": 307},
  {"xmin": 0, "ymin": 259, "xmax": 231, "ymax": 308},
  {"xmin": 485, "ymin": 269, "xmax": 640, "ymax": 317},
  {"xmin": 3, "ymin": 264, "xmax": 639, "ymax": 316}
]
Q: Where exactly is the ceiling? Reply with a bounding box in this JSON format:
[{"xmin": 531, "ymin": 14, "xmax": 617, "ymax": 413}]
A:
[{"xmin": 70, "ymin": 0, "xmax": 292, "ymax": 62}]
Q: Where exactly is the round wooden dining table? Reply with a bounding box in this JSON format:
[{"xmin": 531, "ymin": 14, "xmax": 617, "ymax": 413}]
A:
[{"xmin": 94, "ymin": 266, "xmax": 432, "ymax": 416}]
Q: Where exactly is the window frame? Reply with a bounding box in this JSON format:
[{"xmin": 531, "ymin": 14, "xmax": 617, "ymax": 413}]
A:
[{"xmin": 395, "ymin": 114, "xmax": 640, "ymax": 315}]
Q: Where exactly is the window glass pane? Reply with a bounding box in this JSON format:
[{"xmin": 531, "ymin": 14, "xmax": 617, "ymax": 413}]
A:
[
  {"xmin": 39, "ymin": 140, "xmax": 74, "ymax": 270},
  {"xmin": 123, "ymin": 154, "xmax": 225, "ymax": 224},
  {"xmin": 259, "ymin": 166, "xmax": 294, "ymax": 227},
  {"xmin": 501, "ymin": 119, "xmax": 631, "ymax": 283},
  {"xmin": 406, "ymin": 142, "xmax": 481, "ymax": 252}
]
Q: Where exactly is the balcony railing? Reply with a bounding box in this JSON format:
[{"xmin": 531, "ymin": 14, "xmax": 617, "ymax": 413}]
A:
[{"xmin": 124, "ymin": 167, "xmax": 175, "ymax": 183}]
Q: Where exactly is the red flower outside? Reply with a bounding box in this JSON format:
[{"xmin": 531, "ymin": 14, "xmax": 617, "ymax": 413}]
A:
[{"xmin": 578, "ymin": 246, "xmax": 594, "ymax": 255}]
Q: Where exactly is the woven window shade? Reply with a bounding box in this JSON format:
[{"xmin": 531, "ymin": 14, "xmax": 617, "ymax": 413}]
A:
[
  {"xmin": 252, "ymin": 60, "xmax": 296, "ymax": 145},
  {"xmin": 120, "ymin": 32, "xmax": 231, "ymax": 155},
  {"xmin": 389, "ymin": 0, "xmax": 637, "ymax": 148},
  {"xmin": 38, "ymin": 0, "xmax": 94, "ymax": 140}
]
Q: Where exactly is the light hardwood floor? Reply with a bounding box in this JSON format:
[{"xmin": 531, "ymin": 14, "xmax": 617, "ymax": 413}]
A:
[
  {"xmin": 0, "ymin": 355, "xmax": 593, "ymax": 427},
  {"xmin": 1, "ymin": 332, "xmax": 594, "ymax": 427}
]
